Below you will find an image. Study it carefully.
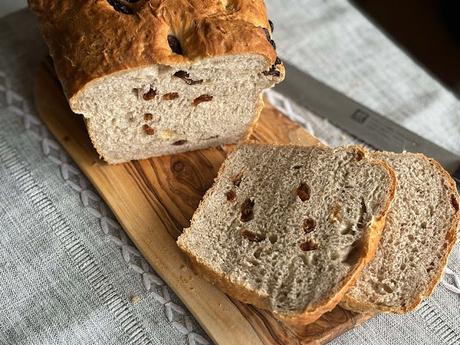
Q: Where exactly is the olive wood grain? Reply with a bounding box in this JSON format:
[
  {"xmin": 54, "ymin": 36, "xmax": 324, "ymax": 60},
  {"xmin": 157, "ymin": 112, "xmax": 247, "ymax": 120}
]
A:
[{"xmin": 34, "ymin": 61, "xmax": 372, "ymax": 345}]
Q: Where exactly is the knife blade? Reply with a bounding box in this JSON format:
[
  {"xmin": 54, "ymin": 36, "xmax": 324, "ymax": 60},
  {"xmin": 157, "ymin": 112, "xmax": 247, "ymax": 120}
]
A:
[{"xmin": 274, "ymin": 61, "xmax": 460, "ymax": 186}]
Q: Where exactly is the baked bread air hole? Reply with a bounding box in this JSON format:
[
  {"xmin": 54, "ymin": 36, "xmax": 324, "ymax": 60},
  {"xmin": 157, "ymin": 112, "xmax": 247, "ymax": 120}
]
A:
[
  {"xmin": 220, "ymin": 0, "xmax": 238, "ymax": 11},
  {"xmin": 231, "ymin": 172, "xmax": 243, "ymax": 187},
  {"xmin": 172, "ymin": 140, "xmax": 187, "ymax": 146}
]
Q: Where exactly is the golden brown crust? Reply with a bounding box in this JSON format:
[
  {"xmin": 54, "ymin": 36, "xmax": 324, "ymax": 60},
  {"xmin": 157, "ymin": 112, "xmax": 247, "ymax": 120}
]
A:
[
  {"xmin": 178, "ymin": 144, "xmax": 397, "ymax": 326},
  {"xmin": 28, "ymin": 0, "xmax": 279, "ymax": 101},
  {"xmin": 340, "ymin": 290, "xmax": 380, "ymax": 314},
  {"xmin": 179, "ymin": 245, "xmax": 271, "ymax": 309},
  {"xmin": 342, "ymin": 152, "xmax": 460, "ymax": 314},
  {"xmin": 417, "ymin": 158, "xmax": 459, "ymax": 304}
]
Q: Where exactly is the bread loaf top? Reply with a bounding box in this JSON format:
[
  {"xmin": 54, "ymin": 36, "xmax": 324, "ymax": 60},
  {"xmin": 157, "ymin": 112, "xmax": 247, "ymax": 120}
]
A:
[{"xmin": 28, "ymin": 0, "xmax": 279, "ymax": 100}]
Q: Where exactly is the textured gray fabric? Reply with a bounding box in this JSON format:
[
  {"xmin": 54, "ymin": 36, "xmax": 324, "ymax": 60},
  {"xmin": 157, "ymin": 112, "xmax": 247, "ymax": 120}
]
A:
[
  {"xmin": 0, "ymin": 9, "xmax": 209, "ymax": 345},
  {"xmin": 268, "ymin": 0, "xmax": 460, "ymax": 157},
  {"xmin": 0, "ymin": 1, "xmax": 459, "ymax": 345}
]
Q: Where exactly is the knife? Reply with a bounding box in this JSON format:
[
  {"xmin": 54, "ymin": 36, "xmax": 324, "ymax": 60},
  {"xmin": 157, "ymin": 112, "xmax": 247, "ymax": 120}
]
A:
[{"xmin": 274, "ymin": 61, "xmax": 460, "ymax": 187}]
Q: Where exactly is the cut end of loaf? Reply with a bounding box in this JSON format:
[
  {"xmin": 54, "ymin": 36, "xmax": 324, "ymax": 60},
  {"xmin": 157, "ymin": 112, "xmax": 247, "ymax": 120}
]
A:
[
  {"xmin": 70, "ymin": 55, "xmax": 284, "ymax": 163},
  {"xmin": 178, "ymin": 144, "xmax": 396, "ymax": 324},
  {"xmin": 344, "ymin": 152, "xmax": 460, "ymax": 313}
]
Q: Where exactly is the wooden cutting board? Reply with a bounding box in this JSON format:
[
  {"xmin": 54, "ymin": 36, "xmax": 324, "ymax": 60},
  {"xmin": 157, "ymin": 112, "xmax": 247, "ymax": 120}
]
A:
[{"xmin": 34, "ymin": 61, "xmax": 372, "ymax": 345}]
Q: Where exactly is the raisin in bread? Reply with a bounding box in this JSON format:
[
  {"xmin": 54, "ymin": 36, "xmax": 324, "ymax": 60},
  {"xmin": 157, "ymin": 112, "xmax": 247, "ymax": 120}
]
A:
[
  {"xmin": 177, "ymin": 144, "xmax": 396, "ymax": 325},
  {"xmin": 29, "ymin": 0, "xmax": 284, "ymax": 163},
  {"xmin": 342, "ymin": 152, "xmax": 460, "ymax": 313}
]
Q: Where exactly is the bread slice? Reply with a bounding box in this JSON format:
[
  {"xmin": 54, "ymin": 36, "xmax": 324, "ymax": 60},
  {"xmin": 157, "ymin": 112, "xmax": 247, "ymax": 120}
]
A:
[
  {"xmin": 342, "ymin": 152, "xmax": 460, "ymax": 313},
  {"xmin": 177, "ymin": 144, "xmax": 396, "ymax": 325},
  {"xmin": 29, "ymin": 0, "xmax": 284, "ymax": 163}
]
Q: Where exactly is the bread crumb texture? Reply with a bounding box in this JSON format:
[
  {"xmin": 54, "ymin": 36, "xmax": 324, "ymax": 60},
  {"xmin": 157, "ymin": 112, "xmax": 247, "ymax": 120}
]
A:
[
  {"xmin": 178, "ymin": 144, "xmax": 396, "ymax": 323},
  {"xmin": 344, "ymin": 152, "xmax": 460, "ymax": 313}
]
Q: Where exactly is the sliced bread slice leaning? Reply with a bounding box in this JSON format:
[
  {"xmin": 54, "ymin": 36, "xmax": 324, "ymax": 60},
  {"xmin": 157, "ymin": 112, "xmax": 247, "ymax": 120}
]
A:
[
  {"xmin": 342, "ymin": 152, "xmax": 460, "ymax": 313},
  {"xmin": 177, "ymin": 144, "xmax": 396, "ymax": 325}
]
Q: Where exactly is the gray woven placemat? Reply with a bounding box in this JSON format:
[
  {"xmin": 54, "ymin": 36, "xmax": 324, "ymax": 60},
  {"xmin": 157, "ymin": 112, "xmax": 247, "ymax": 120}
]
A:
[
  {"xmin": 0, "ymin": 1, "xmax": 459, "ymax": 344},
  {"xmin": 0, "ymin": 9, "xmax": 209, "ymax": 345}
]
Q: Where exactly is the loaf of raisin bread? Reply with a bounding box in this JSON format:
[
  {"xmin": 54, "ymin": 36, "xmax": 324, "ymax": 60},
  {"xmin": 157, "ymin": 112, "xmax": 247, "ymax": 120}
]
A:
[
  {"xmin": 342, "ymin": 152, "xmax": 460, "ymax": 313},
  {"xmin": 177, "ymin": 144, "xmax": 396, "ymax": 325},
  {"xmin": 29, "ymin": 0, "xmax": 284, "ymax": 163}
]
